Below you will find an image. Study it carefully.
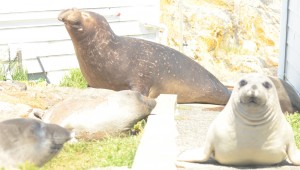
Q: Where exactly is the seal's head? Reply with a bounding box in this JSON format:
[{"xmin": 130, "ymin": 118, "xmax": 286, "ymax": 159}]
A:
[
  {"xmin": 231, "ymin": 73, "xmax": 281, "ymax": 124},
  {"xmin": 58, "ymin": 8, "xmax": 114, "ymax": 43},
  {"xmin": 0, "ymin": 118, "xmax": 71, "ymax": 167}
]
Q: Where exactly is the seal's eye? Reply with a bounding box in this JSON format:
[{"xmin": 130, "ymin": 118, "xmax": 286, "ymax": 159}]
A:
[
  {"xmin": 239, "ymin": 79, "xmax": 247, "ymax": 87},
  {"xmin": 262, "ymin": 81, "xmax": 272, "ymax": 89}
]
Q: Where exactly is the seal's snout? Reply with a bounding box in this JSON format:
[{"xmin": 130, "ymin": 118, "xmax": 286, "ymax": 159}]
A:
[{"xmin": 58, "ymin": 8, "xmax": 81, "ymax": 24}]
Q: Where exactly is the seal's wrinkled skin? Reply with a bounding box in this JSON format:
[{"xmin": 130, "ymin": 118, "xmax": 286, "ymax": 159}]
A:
[
  {"xmin": 58, "ymin": 8, "xmax": 230, "ymax": 104},
  {"xmin": 0, "ymin": 118, "xmax": 71, "ymax": 168},
  {"xmin": 177, "ymin": 73, "xmax": 300, "ymax": 166},
  {"xmin": 40, "ymin": 90, "xmax": 156, "ymax": 140}
]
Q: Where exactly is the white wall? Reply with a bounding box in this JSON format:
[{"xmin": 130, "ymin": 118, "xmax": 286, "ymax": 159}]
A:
[
  {"xmin": 0, "ymin": 0, "xmax": 161, "ymax": 84},
  {"xmin": 279, "ymin": 0, "xmax": 300, "ymax": 94}
]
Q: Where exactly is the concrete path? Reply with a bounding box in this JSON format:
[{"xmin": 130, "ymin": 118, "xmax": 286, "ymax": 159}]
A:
[
  {"xmin": 176, "ymin": 104, "xmax": 299, "ymax": 170},
  {"xmin": 132, "ymin": 94, "xmax": 178, "ymax": 170},
  {"xmin": 132, "ymin": 95, "xmax": 300, "ymax": 170}
]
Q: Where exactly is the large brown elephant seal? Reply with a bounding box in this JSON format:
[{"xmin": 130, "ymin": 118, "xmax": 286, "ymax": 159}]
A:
[
  {"xmin": 38, "ymin": 89, "xmax": 156, "ymax": 140},
  {"xmin": 269, "ymin": 76, "xmax": 300, "ymax": 113},
  {"xmin": 0, "ymin": 118, "xmax": 71, "ymax": 168},
  {"xmin": 177, "ymin": 73, "xmax": 300, "ymax": 166},
  {"xmin": 58, "ymin": 8, "xmax": 230, "ymax": 105}
]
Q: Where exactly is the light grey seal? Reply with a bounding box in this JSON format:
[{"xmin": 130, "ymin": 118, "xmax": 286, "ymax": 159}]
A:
[
  {"xmin": 58, "ymin": 8, "xmax": 230, "ymax": 105},
  {"xmin": 177, "ymin": 73, "xmax": 300, "ymax": 166},
  {"xmin": 38, "ymin": 89, "xmax": 156, "ymax": 140},
  {"xmin": 0, "ymin": 118, "xmax": 71, "ymax": 168}
]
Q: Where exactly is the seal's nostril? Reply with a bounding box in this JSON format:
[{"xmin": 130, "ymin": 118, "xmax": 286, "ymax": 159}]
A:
[{"xmin": 252, "ymin": 85, "xmax": 257, "ymax": 90}]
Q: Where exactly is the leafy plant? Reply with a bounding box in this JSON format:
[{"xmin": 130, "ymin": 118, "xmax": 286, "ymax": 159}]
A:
[
  {"xmin": 131, "ymin": 119, "xmax": 146, "ymax": 135},
  {"xmin": 60, "ymin": 68, "xmax": 88, "ymax": 89},
  {"xmin": 11, "ymin": 67, "xmax": 28, "ymax": 81},
  {"xmin": 0, "ymin": 65, "xmax": 4, "ymax": 81},
  {"xmin": 286, "ymin": 113, "xmax": 300, "ymax": 147}
]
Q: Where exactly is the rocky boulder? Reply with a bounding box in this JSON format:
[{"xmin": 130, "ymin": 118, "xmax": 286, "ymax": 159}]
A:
[{"xmin": 160, "ymin": 0, "xmax": 281, "ymax": 84}]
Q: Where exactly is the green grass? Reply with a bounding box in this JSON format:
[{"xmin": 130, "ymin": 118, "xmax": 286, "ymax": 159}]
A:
[
  {"xmin": 60, "ymin": 68, "xmax": 88, "ymax": 89},
  {"xmin": 42, "ymin": 135, "xmax": 142, "ymax": 169},
  {"xmin": 12, "ymin": 67, "xmax": 28, "ymax": 81},
  {"xmin": 286, "ymin": 112, "xmax": 300, "ymax": 148}
]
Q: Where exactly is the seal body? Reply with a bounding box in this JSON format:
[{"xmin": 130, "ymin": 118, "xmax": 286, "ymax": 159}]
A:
[
  {"xmin": 40, "ymin": 89, "xmax": 156, "ymax": 140},
  {"xmin": 0, "ymin": 118, "xmax": 71, "ymax": 168},
  {"xmin": 177, "ymin": 73, "xmax": 300, "ymax": 166},
  {"xmin": 269, "ymin": 76, "xmax": 300, "ymax": 113},
  {"xmin": 58, "ymin": 8, "xmax": 230, "ymax": 104}
]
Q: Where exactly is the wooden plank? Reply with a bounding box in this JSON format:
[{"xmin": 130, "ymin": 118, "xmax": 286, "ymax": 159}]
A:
[
  {"xmin": 278, "ymin": 0, "xmax": 289, "ymax": 79},
  {"xmin": 285, "ymin": 62, "xmax": 300, "ymax": 94},
  {"xmin": 46, "ymin": 70, "xmax": 74, "ymax": 85},
  {"xmin": 286, "ymin": 45, "xmax": 300, "ymax": 75},
  {"xmin": 9, "ymin": 32, "xmax": 157, "ymax": 61},
  {"xmin": 288, "ymin": 0, "xmax": 300, "ymax": 15},
  {"xmin": 28, "ymin": 70, "xmax": 75, "ymax": 85},
  {"xmin": 0, "ymin": 0, "xmax": 157, "ymax": 13},
  {"xmin": 23, "ymin": 54, "xmax": 79, "ymax": 73},
  {"xmin": 0, "ymin": 6, "xmax": 158, "ymax": 29},
  {"xmin": 287, "ymin": 11, "xmax": 300, "ymax": 37},
  {"xmin": 287, "ymin": 29, "xmax": 300, "ymax": 55},
  {"xmin": 0, "ymin": 45, "xmax": 9, "ymax": 61},
  {"xmin": 9, "ymin": 40, "xmax": 75, "ymax": 60},
  {"xmin": 0, "ymin": 21, "xmax": 156, "ymax": 45}
]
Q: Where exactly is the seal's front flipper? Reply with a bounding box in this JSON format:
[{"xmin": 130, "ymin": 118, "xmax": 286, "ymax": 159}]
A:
[
  {"xmin": 287, "ymin": 139, "xmax": 300, "ymax": 165},
  {"xmin": 177, "ymin": 147, "xmax": 210, "ymax": 163}
]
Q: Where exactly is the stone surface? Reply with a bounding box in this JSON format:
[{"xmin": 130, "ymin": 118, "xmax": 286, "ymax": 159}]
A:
[
  {"xmin": 0, "ymin": 81, "xmax": 80, "ymax": 121},
  {"xmin": 160, "ymin": 0, "xmax": 281, "ymax": 84}
]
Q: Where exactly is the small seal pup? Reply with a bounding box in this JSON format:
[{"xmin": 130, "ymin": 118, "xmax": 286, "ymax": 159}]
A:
[
  {"xmin": 38, "ymin": 89, "xmax": 156, "ymax": 140},
  {"xmin": 58, "ymin": 8, "xmax": 230, "ymax": 105},
  {"xmin": 0, "ymin": 118, "xmax": 71, "ymax": 168},
  {"xmin": 177, "ymin": 73, "xmax": 300, "ymax": 166}
]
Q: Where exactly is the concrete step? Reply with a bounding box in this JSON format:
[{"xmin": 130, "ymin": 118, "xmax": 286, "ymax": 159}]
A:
[{"xmin": 132, "ymin": 94, "xmax": 178, "ymax": 170}]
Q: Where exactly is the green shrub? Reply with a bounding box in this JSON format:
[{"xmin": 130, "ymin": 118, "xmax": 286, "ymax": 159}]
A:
[
  {"xmin": 0, "ymin": 66, "xmax": 4, "ymax": 81},
  {"xmin": 60, "ymin": 69, "xmax": 88, "ymax": 89},
  {"xmin": 286, "ymin": 113, "xmax": 300, "ymax": 147},
  {"xmin": 12, "ymin": 67, "xmax": 28, "ymax": 81}
]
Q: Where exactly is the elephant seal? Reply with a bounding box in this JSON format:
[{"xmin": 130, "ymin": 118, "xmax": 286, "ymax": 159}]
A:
[
  {"xmin": 0, "ymin": 118, "xmax": 71, "ymax": 168},
  {"xmin": 58, "ymin": 8, "xmax": 230, "ymax": 105},
  {"xmin": 177, "ymin": 73, "xmax": 300, "ymax": 166},
  {"xmin": 38, "ymin": 89, "xmax": 156, "ymax": 140},
  {"xmin": 269, "ymin": 76, "xmax": 300, "ymax": 113}
]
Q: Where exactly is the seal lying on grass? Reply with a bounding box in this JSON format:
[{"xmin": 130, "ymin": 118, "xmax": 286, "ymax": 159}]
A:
[
  {"xmin": 0, "ymin": 118, "xmax": 71, "ymax": 168},
  {"xmin": 58, "ymin": 8, "xmax": 230, "ymax": 105},
  {"xmin": 177, "ymin": 73, "xmax": 300, "ymax": 166},
  {"xmin": 38, "ymin": 89, "xmax": 156, "ymax": 140}
]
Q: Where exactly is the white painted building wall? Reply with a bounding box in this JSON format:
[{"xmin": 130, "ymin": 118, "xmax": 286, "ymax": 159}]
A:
[
  {"xmin": 0, "ymin": 0, "xmax": 161, "ymax": 84},
  {"xmin": 279, "ymin": 0, "xmax": 300, "ymax": 94}
]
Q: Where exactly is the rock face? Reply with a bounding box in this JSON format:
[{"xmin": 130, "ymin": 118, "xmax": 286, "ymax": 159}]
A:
[
  {"xmin": 38, "ymin": 88, "xmax": 156, "ymax": 140},
  {"xmin": 0, "ymin": 81, "xmax": 80, "ymax": 121},
  {"xmin": 160, "ymin": 0, "xmax": 281, "ymax": 83}
]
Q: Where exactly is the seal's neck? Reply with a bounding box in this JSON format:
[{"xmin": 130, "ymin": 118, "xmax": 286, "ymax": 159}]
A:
[{"xmin": 230, "ymin": 98, "xmax": 278, "ymax": 126}]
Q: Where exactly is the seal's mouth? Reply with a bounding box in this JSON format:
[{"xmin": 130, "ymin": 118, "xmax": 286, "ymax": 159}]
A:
[
  {"xmin": 246, "ymin": 96, "xmax": 258, "ymax": 104},
  {"xmin": 240, "ymin": 94, "xmax": 262, "ymax": 106}
]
